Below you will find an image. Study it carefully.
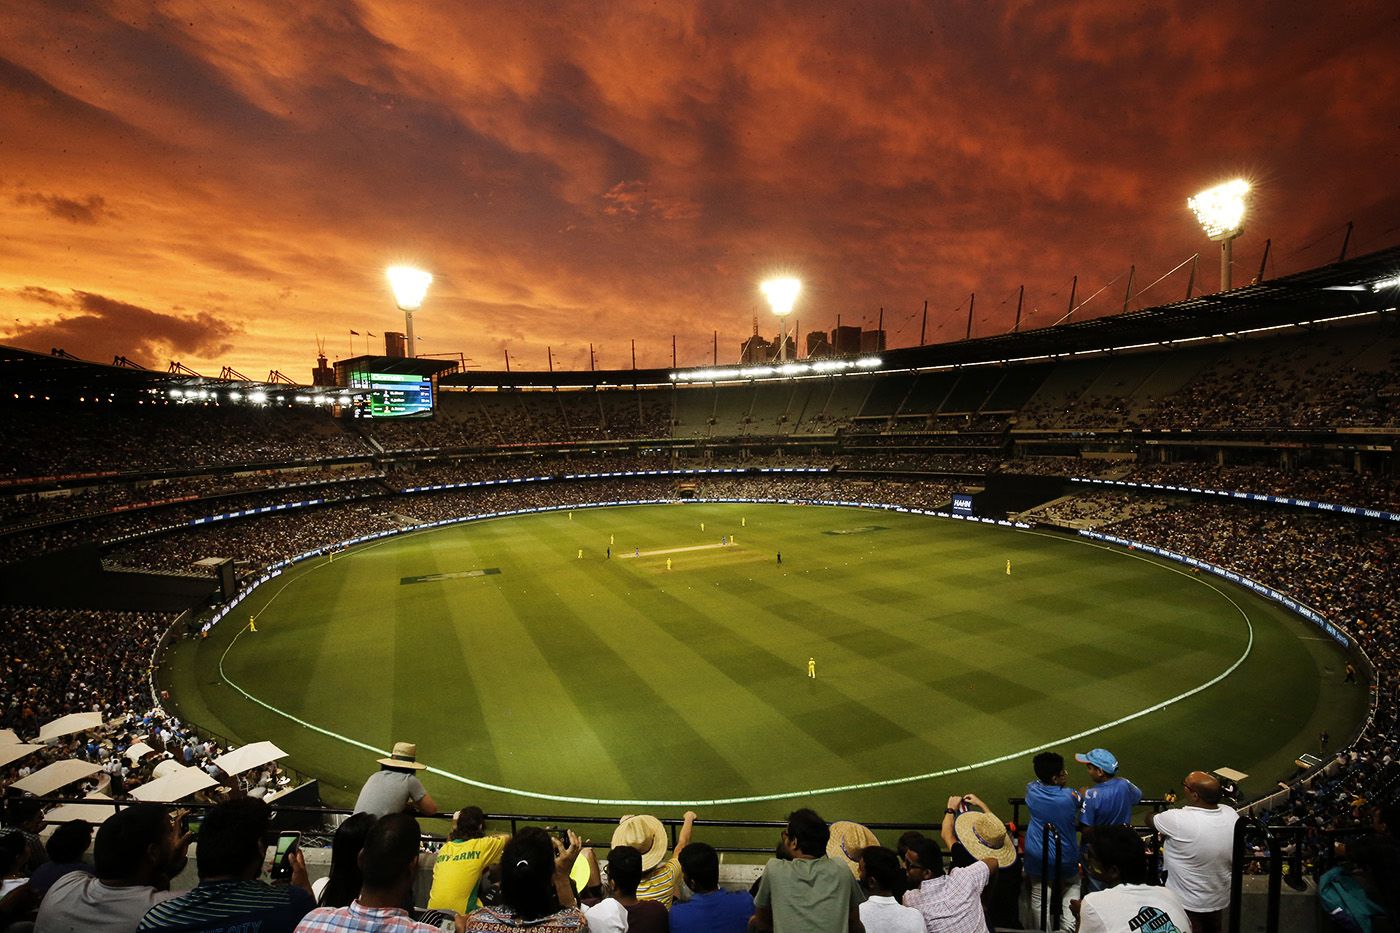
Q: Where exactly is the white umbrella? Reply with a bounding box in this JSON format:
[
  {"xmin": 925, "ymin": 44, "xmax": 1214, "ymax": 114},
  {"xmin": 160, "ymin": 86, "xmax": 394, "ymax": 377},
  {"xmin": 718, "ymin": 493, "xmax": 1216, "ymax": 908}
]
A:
[
  {"xmin": 0, "ymin": 744, "xmax": 45, "ymax": 769},
  {"xmin": 124, "ymin": 742, "xmax": 156, "ymax": 763},
  {"xmin": 9, "ymin": 759, "xmax": 102, "ymax": 796},
  {"xmin": 129, "ymin": 765, "xmax": 217, "ymax": 803},
  {"xmin": 212, "ymin": 741, "xmax": 287, "ymax": 777},
  {"xmin": 37, "ymin": 712, "xmax": 104, "ymax": 743},
  {"xmin": 46, "ymin": 793, "xmax": 119, "ymax": 825},
  {"xmin": 151, "ymin": 758, "xmax": 185, "ymax": 780}
]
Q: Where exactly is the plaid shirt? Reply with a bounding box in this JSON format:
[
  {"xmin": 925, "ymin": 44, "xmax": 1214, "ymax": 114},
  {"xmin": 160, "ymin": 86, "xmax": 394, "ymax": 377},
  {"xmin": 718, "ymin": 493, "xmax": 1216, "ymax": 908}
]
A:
[
  {"xmin": 296, "ymin": 901, "xmax": 445, "ymax": 932},
  {"xmin": 902, "ymin": 861, "xmax": 991, "ymax": 933}
]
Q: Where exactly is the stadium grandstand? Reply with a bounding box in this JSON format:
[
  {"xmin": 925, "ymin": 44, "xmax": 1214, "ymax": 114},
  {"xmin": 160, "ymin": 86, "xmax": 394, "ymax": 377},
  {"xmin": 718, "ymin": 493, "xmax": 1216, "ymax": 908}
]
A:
[{"xmin": 2, "ymin": 246, "xmax": 1398, "ymax": 931}]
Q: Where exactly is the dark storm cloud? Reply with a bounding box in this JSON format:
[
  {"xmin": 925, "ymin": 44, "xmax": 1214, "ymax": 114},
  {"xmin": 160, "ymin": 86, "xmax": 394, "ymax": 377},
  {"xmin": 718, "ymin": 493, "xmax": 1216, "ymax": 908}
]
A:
[
  {"xmin": 6, "ymin": 290, "xmax": 242, "ymax": 365},
  {"xmin": 12, "ymin": 192, "xmax": 110, "ymax": 224}
]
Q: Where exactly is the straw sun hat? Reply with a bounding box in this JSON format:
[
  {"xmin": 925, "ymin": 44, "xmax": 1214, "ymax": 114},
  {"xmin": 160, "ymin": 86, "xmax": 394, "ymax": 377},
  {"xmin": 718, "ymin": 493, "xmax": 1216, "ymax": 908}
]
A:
[{"xmin": 611, "ymin": 814, "xmax": 670, "ymax": 871}]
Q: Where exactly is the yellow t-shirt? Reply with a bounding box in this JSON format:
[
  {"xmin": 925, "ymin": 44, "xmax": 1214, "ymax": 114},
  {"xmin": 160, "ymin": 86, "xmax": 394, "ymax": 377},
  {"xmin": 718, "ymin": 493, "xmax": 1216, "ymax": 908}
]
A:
[
  {"xmin": 427, "ymin": 835, "xmax": 507, "ymax": 912},
  {"xmin": 635, "ymin": 857, "xmax": 681, "ymax": 907}
]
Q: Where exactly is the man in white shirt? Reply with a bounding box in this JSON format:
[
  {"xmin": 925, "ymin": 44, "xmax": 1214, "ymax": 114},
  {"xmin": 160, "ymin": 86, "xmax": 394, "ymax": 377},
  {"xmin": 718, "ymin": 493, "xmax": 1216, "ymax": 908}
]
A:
[
  {"xmin": 1148, "ymin": 771, "xmax": 1238, "ymax": 933},
  {"xmin": 36, "ymin": 803, "xmax": 188, "ymax": 933},
  {"xmin": 857, "ymin": 847, "xmax": 923, "ymax": 933},
  {"xmin": 1076, "ymin": 826, "xmax": 1191, "ymax": 933}
]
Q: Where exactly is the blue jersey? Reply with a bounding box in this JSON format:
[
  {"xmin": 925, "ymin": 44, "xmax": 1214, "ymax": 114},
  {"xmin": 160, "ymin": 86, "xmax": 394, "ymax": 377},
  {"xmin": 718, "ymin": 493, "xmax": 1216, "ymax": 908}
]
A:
[
  {"xmin": 1081, "ymin": 776, "xmax": 1142, "ymax": 827},
  {"xmin": 671, "ymin": 888, "xmax": 755, "ymax": 933},
  {"xmin": 1024, "ymin": 781, "xmax": 1081, "ymax": 879}
]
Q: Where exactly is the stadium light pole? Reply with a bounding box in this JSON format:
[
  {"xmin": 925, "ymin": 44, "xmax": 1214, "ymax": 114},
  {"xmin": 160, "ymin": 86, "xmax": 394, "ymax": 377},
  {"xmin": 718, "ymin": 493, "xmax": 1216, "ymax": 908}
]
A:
[
  {"xmin": 1187, "ymin": 180, "xmax": 1250, "ymax": 293},
  {"xmin": 386, "ymin": 266, "xmax": 432, "ymax": 359},
  {"xmin": 760, "ymin": 277, "xmax": 801, "ymax": 362}
]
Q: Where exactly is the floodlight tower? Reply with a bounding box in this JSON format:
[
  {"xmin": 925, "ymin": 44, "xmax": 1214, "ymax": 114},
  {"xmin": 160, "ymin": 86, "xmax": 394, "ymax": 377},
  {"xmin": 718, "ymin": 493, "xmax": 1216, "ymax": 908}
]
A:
[
  {"xmin": 760, "ymin": 276, "xmax": 801, "ymax": 362},
  {"xmin": 386, "ymin": 265, "xmax": 432, "ymax": 358},
  {"xmin": 1187, "ymin": 179, "xmax": 1250, "ymax": 293}
]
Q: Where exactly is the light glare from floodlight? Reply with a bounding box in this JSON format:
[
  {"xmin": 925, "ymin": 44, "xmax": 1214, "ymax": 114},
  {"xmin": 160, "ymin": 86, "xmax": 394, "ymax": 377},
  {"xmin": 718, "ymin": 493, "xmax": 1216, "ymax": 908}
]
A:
[
  {"xmin": 760, "ymin": 277, "xmax": 801, "ymax": 316},
  {"xmin": 386, "ymin": 265, "xmax": 433, "ymax": 311},
  {"xmin": 1188, "ymin": 179, "xmax": 1250, "ymax": 241}
]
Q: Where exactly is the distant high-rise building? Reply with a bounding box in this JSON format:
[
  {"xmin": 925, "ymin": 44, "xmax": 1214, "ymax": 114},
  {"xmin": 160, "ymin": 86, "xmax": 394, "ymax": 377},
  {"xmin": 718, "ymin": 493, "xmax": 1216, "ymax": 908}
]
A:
[
  {"xmin": 384, "ymin": 331, "xmax": 406, "ymax": 357},
  {"xmin": 312, "ymin": 353, "xmax": 336, "ymax": 386},
  {"xmin": 831, "ymin": 324, "xmax": 862, "ymax": 356},
  {"xmin": 859, "ymin": 329, "xmax": 886, "ymax": 353},
  {"xmin": 806, "ymin": 332, "xmax": 832, "ymax": 358},
  {"xmin": 740, "ymin": 334, "xmax": 773, "ymax": 363}
]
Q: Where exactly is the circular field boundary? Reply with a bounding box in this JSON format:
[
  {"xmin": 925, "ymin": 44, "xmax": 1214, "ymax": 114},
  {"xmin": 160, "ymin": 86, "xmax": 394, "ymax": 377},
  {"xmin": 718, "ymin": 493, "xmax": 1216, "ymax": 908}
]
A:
[{"xmin": 214, "ymin": 501, "xmax": 1257, "ymax": 807}]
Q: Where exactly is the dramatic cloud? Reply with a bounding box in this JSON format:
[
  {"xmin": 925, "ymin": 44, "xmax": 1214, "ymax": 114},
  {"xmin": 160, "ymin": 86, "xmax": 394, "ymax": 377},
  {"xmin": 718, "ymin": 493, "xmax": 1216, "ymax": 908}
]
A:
[
  {"xmin": 0, "ymin": 1, "xmax": 1396, "ymax": 377},
  {"xmin": 12, "ymin": 192, "xmax": 110, "ymax": 225},
  {"xmin": 6, "ymin": 289, "xmax": 241, "ymax": 367}
]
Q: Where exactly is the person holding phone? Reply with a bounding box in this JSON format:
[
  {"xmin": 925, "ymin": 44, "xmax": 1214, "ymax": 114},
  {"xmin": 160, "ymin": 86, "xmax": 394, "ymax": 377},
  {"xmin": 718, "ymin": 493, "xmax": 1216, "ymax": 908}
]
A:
[{"xmin": 137, "ymin": 798, "xmax": 315, "ymax": 932}]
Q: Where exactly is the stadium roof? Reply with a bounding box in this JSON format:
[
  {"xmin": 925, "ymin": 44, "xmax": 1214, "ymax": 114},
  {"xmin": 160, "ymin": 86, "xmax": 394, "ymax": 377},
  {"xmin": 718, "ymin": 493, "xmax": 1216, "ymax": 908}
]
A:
[
  {"xmin": 443, "ymin": 243, "xmax": 1400, "ymax": 386},
  {"xmin": 2, "ymin": 245, "xmax": 1396, "ymax": 396}
]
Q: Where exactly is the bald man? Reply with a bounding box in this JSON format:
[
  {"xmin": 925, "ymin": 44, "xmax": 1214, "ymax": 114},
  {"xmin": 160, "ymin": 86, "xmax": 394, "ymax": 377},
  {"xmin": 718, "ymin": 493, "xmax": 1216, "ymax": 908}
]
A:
[{"xmin": 1147, "ymin": 771, "xmax": 1239, "ymax": 933}]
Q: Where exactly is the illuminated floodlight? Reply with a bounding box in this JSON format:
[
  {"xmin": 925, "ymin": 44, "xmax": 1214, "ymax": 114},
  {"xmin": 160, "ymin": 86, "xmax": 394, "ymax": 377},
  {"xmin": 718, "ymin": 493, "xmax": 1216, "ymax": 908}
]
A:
[
  {"xmin": 386, "ymin": 264, "xmax": 431, "ymax": 359},
  {"xmin": 1188, "ymin": 178, "xmax": 1250, "ymax": 292},
  {"xmin": 760, "ymin": 276, "xmax": 801, "ymax": 362},
  {"xmin": 760, "ymin": 277, "xmax": 801, "ymax": 316},
  {"xmin": 386, "ymin": 265, "xmax": 433, "ymax": 310},
  {"xmin": 1187, "ymin": 179, "xmax": 1249, "ymax": 242},
  {"xmin": 247, "ymin": 390, "xmax": 268, "ymax": 404},
  {"xmin": 228, "ymin": 391, "xmax": 242, "ymax": 401},
  {"xmin": 1373, "ymin": 274, "xmax": 1400, "ymax": 292},
  {"xmin": 169, "ymin": 389, "xmax": 182, "ymax": 398}
]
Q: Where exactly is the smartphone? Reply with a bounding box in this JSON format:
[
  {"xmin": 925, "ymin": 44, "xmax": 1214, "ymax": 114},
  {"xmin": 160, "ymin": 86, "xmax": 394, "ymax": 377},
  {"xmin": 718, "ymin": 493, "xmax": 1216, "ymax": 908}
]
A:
[
  {"xmin": 182, "ymin": 814, "xmax": 203, "ymax": 837},
  {"xmin": 269, "ymin": 831, "xmax": 300, "ymax": 881}
]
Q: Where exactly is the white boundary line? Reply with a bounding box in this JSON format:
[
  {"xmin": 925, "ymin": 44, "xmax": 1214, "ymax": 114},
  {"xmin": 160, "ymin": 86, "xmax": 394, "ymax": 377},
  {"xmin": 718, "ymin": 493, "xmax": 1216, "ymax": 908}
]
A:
[{"xmin": 216, "ymin": 503, "xmax": 1256, "ymax": 807}]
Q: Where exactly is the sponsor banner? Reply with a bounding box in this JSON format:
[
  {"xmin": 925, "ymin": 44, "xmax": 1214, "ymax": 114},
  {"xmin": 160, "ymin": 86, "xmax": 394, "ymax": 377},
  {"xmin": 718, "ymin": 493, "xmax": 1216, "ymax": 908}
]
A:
[
  {"xmin": 1070, "ymin": 477, "xmax": 1399, "ymax": 523},
  {"xmin": 1078, "ymin": 529, "xmax": 1352, "ymax": 647}
]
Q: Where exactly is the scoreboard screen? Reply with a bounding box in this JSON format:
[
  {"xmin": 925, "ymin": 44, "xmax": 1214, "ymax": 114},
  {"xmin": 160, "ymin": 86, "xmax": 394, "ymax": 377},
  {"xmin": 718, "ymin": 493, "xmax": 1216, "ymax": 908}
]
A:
[{"xmin": 349, "ymin": 372, "xmax": 433, "ymax": 418}]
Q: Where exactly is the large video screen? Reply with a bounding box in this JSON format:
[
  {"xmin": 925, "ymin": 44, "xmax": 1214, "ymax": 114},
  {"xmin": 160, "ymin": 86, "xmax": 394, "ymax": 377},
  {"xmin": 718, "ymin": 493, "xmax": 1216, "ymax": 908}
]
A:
[{"xmin": 349, "ymin": 372, "xmax": 433, "ymax": 419}]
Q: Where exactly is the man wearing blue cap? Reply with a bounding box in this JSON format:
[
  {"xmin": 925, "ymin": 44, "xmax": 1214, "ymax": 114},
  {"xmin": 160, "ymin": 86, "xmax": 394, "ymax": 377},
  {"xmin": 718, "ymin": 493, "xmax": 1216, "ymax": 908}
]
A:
[
  {"xmin": 1076, "ymin": 748, "xmax": 1141, "ymax": 830},
  {"xmin": 1076, "ymin": 748, "xmax": 1141, "ymax": 894}
]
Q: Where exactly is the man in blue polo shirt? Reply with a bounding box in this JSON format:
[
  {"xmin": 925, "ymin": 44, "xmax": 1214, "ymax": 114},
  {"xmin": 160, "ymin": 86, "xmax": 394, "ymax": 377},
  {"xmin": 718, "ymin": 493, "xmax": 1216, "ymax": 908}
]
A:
[
  {"xmin": 137, "ymin": 798, "xmax": 314, "ymax": 932},
  {"xmin": 672, "ymin": 842, "xmax": 754, "ymax": 933}
]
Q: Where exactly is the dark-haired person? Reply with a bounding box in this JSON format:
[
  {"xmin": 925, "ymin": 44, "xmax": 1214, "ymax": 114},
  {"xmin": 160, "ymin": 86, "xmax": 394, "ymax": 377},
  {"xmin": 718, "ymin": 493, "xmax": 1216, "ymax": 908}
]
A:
[
  {"xmin": 0, "ymin": 796, "xmax": 47, "ymax": 874},
  {"xmin": 1, "ymin": 830, "xmax": 38, "ymax": 927},
  {"xmin": 1075, "ymin": 825, "xmax": 1189, "ymax": 933},
  {"xmin": 1025, "ymin": 753, "xmax": 1082, "ymax": 931},
  {"xmin": 36, "ymin": 804, "xmax": 188, "ymax": 933},
  {"xmin": 428, "ymin": 807, "xmax": 508, "ymax": 914},
  {"xmin": 296, "ymin": 813, "xmax": 460, "ymax": 932},
  {"xmin": 751, "ymin": 808, "xmax": 864, "ymax": 932},
  {"xmin": 1147, "ymin": 772, "xmax": 1238, "ymax": 933},
  {"xmin": 901, "ymin": 827, "xmax": 997, "ymax": 933},
  {"xmin": 601, "ymin": 845, "xmax": 668, "ymax": 933},
  {"xmin": 671, "ymin": 841, "xmax": 752, "ymax": 933},
  {"xmin": 463, "ymin": 826, "xmax": 586, "ymax": 931},
  {"xmin": 316, "ymin": 813, "xmax": 376, "ymax": 908},
  {"xmin": 137, "ymin": 798, "xmax": 314, "ymax": 932},
  {"xmin": 28, "ymin": 820, "xmax": 94, "ymax": 897},
  {"xmin": 857, "ymin": 847, "xmax": 921, "ymax": 933}
]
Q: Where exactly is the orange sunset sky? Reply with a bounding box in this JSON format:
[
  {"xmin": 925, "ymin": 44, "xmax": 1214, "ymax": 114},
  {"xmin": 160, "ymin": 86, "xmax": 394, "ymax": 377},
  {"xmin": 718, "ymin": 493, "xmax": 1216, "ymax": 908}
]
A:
[{"xmin": 2, "ymin": 1, "xmax": 1397, "ymax": 380}]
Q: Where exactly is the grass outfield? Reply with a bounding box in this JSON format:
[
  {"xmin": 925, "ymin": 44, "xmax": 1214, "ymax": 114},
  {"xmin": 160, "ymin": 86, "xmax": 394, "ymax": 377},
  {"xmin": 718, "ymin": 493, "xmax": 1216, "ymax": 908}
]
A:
[{"xmin": 164, "ymin": 502, "xmax": 1366, "ymax": 824}]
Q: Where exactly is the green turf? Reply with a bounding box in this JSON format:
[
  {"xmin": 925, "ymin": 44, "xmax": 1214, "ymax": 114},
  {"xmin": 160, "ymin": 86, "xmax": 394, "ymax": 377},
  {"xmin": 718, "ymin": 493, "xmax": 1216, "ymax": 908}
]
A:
[{"xmin": 162, "ymin": 503, "xmax": 1366, "ymax": 827}]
